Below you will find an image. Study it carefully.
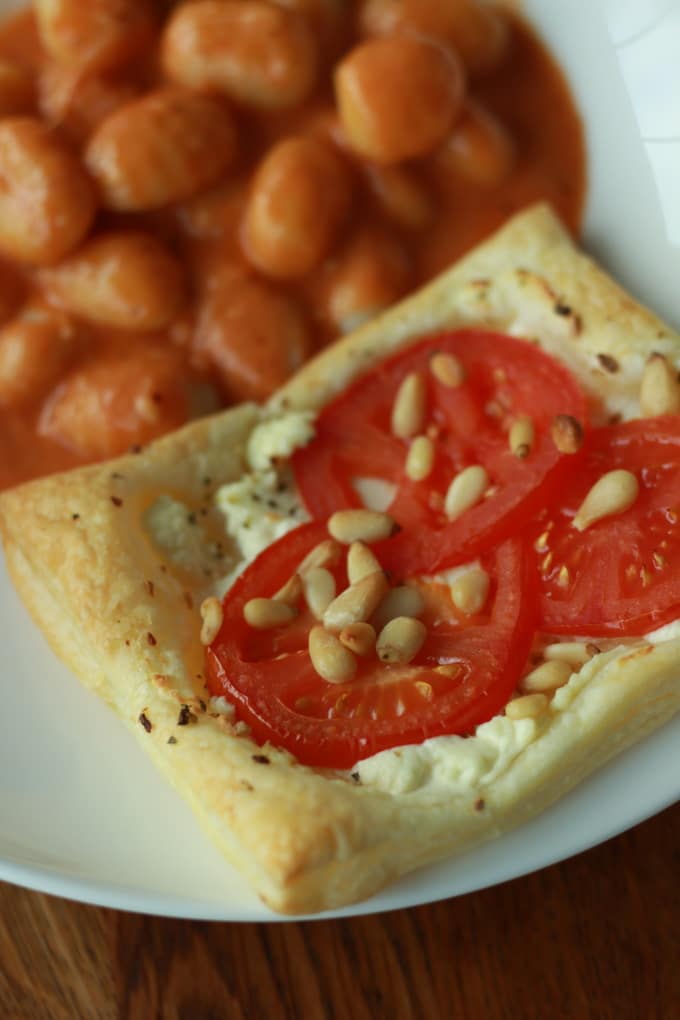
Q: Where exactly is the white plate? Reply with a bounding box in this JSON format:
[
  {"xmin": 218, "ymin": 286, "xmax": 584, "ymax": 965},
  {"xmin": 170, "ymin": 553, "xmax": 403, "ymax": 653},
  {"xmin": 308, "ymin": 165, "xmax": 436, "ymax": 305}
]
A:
[{"xmin": 1, "ymin": 0, "xmax": 679, "ymax": 921}]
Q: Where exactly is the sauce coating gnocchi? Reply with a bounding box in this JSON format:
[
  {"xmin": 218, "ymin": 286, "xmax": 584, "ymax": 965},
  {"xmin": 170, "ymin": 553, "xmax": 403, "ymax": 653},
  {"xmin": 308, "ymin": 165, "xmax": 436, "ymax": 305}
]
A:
[
  {"xmin": 335, "ymin": 36, "xmax": 465, "ymax": 164},
  {"xmin": 242, "ymin": 136, "xmax": 352, "ymax": 279},
  {"xmin": 162, "ymin": 1, "xmax": 319, "ymax": 111},
  {"xmin": 0, "ymin": 1, "xmax": 585, "ymax": 488},
  {"xmin": 0, "ymin": 117, "xmax": 97, "ymax": 265},
  {"xmin": 41, "ymin": 232, "xmax": 187, "ymax": 331},
  {"xmin": 85, "ymin": 88, "xmax": 238, "ymax": 211}
]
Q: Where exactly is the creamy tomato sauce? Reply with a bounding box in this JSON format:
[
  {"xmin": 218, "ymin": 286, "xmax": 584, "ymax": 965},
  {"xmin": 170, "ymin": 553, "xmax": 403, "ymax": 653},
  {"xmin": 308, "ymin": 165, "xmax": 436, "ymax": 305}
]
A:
[{"xmin": 0, "ymin": 3, "xmax": 585, "ymax": 490}]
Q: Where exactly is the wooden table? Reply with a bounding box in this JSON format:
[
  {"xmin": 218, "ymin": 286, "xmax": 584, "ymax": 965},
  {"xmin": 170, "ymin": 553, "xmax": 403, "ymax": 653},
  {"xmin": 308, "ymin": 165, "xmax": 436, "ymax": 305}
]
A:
[{"xmin": 1, "ymin": 805, "xmax": 677, "ymax": 1019}]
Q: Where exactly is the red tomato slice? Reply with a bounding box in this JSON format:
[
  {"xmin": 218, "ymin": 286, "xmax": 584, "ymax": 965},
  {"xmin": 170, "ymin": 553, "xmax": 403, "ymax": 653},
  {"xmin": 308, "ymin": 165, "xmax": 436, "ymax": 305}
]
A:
[
  {"xmin": 205, "ymin": 522, "xmax": 536, "ymax": 769},
  {"xmin": 534, "ymin": 416, "xmax": 680, "ymax": 636},
  {"xmin": 292, "ymin": 331, "xmax": 587, "ymax": 575}
]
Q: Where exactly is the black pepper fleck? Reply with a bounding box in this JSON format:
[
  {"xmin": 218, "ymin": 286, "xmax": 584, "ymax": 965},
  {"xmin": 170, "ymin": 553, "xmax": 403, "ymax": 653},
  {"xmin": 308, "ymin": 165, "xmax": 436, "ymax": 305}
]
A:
[
  {"xmin": 350, "ymin": 772, "xmax": 361, "ymax": 783},
  {"xmin": 187, "ymin": 512, "xmax": 197, "ymax": 525},
  {"xmin": 145, "ymin": 580, "xmax": 155, "ymax": 597},
  {"xmin": 71, "ymin": 513, "xmax": 80, "ymax": 521},
  {"xmin": 129, "ymin": 444, "xmax": 144, "ymax": 454},
  {"xmin": 177, "ymin": 704, "xmax": 196, "ymax": 726},
  {"xmin": 167, "ymin": 735, "xmax": 178, "ymax": 745},
  {"xmin": 139, "ymin": 712, "xmax": 152, "ymax": 733},
  {"xmin": 597, "ymin": 353, "xmax": 619, "ymax": 373},
  {"xmin": 474, "ymin": 798, "xmax": 485, "ymax": 812},
  {"xmin": 554, "ymin": 302, "xmax": 572, "ymax": 317},
  {"xmin": 252, "ymin": 754, "xmax": 270, "ymax": 765},
  {"xmin": 147, "ymin": 632, "xmax": 157, "ymax": 646},
  {"xmin": 111, "ymin": 496, "xmax": 123, "ymax": 507}
]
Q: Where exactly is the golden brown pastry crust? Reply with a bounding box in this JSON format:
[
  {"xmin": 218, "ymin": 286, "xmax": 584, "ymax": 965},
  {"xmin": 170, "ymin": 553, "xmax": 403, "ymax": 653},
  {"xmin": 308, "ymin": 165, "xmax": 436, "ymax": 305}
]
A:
[{"xmin": 1, "ymin": 204, "xmax": 679, "ymax": 914}]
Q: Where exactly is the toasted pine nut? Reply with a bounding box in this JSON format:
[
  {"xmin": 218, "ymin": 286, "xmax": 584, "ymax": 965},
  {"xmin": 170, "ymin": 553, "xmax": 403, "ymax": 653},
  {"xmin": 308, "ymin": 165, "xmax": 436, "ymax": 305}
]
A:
[
  {"xmin": 323, "ymin": 570, "xmax": 389, "ymax": 630},
  {"xmin": 521, "ymin": 660, "xmax": 572, "ymax": 693},
  {"xmin": 639, "ymin": 353, "xmax": 680, "ymax": 416},
  {"xmin": 302, "ymin": 566, "xmax": 336, "ymax": 620},
  {"xmin": 450, "ymin": 567, "xmax": 490, "ymax": 615},
  {"xmin": 435, "ymin": 663, "xmax": 461, "ymax": 677},
  {"xmin": 444, "ymin": 465, "xmax": 488, "ymax": 520},
  {"xmin": 339, "ymin": 621, "xmax": 376, "ymax": 657},
  {"xmin": 347, "ymin": 541, "xmax": 382, "ymax": 584},
  {"xmin": 372, "ymin": 585, "xmax": 425, "ymax": 630},
  {"xmin": 572, "ymin": 469, "xmax": 638, "ymax": 532},
  {"xmin": 244, "ymin": 597, "xmax": 297, "ymax": 629},
  {"xmin": 199, "ymin": 596, "xmax": 223, "ymax": 645},
  {"xmin": 505, "ymin": 693, "xmax": 549, "ymax": 719},
  {"xmin": 405, "ymin": 434, "xmax": 435, "ymax": 481},
  {"xmin": 309, "ymin": 626, "xmax": 357, "ymax": 683},
  {"xmin": 275, "ymin": 573, "xmax": 303, "ymax": 606},
  {"xmin": 551, "ymin": 414, "xmax": 583, "ymax": 454},
  {"xmin": 543, "ymin": 641, "xmax": 599, "ymax": 668},
  {"xmin": 328, "ymin": 508, "xmax": 398, "ymax": 544},
  {"xmin": 391, "ymin": 371, "xmax": 426, "ymax": 439},
  {"xmin": 430, "ymin": 352, "xmax": 465, "ymax": 387},
  {"xmin": 298, "ymin": 538, "xmax": 343, "ymax": 574},
  {"xmin": 376, "ymin": 616, "xmax": 427, "ymax": 664},
  {"xmin": 509, "ymin": 415, "xmax": 534, "ymax": 459}
]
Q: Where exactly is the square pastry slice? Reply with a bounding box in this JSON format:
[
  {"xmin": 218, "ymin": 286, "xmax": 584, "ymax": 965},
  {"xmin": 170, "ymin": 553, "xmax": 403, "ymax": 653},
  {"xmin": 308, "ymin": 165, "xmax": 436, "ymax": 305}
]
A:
[{"xmin": 2, "ymin": 204, "xmax": 679, "ymax": 914}]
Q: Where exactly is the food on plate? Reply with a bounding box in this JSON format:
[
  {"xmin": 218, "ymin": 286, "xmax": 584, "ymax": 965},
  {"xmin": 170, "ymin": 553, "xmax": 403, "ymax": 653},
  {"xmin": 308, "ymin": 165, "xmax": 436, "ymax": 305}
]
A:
[
  {"xmin": 2, "ymin": 205, "xmax": 679, "ymax": 914},
  {"xmin": 0, "ymin": 0, "xmax": 585, "ymax": 488}
]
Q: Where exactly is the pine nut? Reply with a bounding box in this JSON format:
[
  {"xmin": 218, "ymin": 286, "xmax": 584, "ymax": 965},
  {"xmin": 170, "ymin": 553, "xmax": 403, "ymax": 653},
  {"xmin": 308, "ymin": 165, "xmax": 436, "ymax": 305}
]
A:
[
  {"xmin": 640, "ymin": 353, "xmax": 680, "ymax": 416},
  {"xmin": 199, "ymin": 596, "xmax": 223, "ymax": 645},
  {"xmin": 372, "ymin": 585, "xmax": 425, "ymax": 630},
  {"xmin": 298, "ymin": 538, "xmax": 343, "ymax": 574},
  {"xmin": 309, "ymin": 626, "xmax": 357, "ymax": 683},
  {"xmin": 274, "ymin": 573, "xmax": 303, "ymax": 606},
  {"xmin": 551, "ymin": 414, "xmax": 583, "ymax": 454},
  {"xmin": 450, "ymin": 567, "xmax": 490, "ymax": 615},
  {"xmin": 391, "ymin": 371, "xmax": 426, "ymax": 439},
  {"xmin": 435, "ymin": 663, "xmax": 461, "ymax": 677},
  {"xmin": 509, "ymin": 415, "xmax": 534, "ymax": 459},
  {"xmin": 543, "ymin": 641, "xmax": 599, "ymax": 668},
  {"xmin": 244, "ymin": 597, "xmax": 297, "ymax": 629},
  {"xmin": 347, "ymin": 541, "xmax": 382, "ymax": 584},
  {"xmin": 376, "ymin": 616, "xmax": 427, "ymax": 664},
  {"xmin": 339, "ymin": 621, "xmax": 376, "ymax": 656},
  {"xmin": 430, "ymin": 352, "xmax": 465, "ymax": 387},
  {"xmin": 302, "ymin": 567, "xmax": 336, "ymax": 620},
  {"xmin": 415, "ymin": 680, "xmax": 433, "ymax": 699},
  {"xmin": 328, "ymin": 508, "xmax": 398, "ymax": 544},
  {"xmin": 444, "ymin": 465, "xmax": 488, "ymax": 520},
  {"xmin": 405, "ymin": 434, "xmax": 435, "ymax": 481},
  {"xmin": 323, "ymin": 570, "xmax": 389, "ymax": 630},
  {"xmin": 505, "ymin": 693, "xmax": 549, "ymax": 719},
  {"xmin": 572, "ymin": 469, "xmax": 638, "ymax": 532},
  {"xmin": 521, "ymin": 660, "xmax": 572, "ymax": 693}
]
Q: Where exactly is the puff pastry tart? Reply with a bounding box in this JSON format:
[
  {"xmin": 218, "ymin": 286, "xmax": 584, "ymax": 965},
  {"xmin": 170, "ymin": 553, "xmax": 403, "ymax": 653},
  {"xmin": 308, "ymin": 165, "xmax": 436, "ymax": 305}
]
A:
[{"xmin": 2, "ymin": 204, "xmax": 679, "ymax": 914}]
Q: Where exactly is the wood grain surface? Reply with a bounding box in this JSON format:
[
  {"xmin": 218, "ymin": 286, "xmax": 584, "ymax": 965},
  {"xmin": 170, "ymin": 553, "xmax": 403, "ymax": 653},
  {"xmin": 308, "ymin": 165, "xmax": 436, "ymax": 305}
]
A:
[{"xmin": 0, "ymin": 804, "xmax": 677, "ymax": 1020}]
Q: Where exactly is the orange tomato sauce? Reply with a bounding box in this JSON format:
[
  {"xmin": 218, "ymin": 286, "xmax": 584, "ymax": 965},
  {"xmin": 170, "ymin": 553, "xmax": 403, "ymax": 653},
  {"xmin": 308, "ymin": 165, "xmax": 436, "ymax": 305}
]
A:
[{"xmin": 0, "ymin": 4, "xmax": 585, "ymax": 490}]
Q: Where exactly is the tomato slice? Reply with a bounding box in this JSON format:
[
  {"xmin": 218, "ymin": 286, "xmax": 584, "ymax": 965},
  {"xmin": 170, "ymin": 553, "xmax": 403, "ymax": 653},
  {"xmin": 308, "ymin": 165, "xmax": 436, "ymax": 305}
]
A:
[
  {"xmin": 292, "ymin": 331, "xmax": 587, "ymax": 575},
  {"xmin": 534, "ymin": 416, "xmax": 680, "ymax": 636},
  {"xmin": 205, "ymin": 522, "xmax": 536, "ymax": 769}
]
